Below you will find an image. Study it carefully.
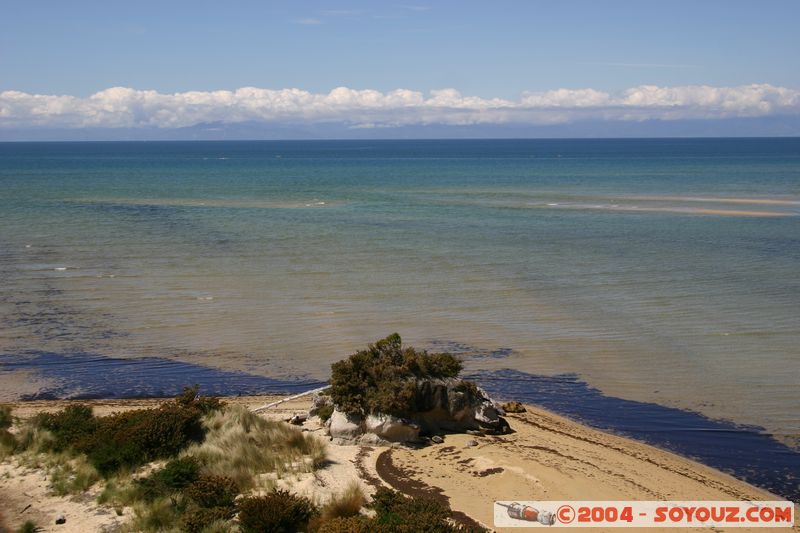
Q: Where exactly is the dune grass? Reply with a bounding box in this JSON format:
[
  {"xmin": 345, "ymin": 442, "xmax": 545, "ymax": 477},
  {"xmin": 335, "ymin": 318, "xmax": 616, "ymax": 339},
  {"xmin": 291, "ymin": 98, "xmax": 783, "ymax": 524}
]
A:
[{"xmin": 182, "ymin": 405, "xmax": 326, "ymax": 490}]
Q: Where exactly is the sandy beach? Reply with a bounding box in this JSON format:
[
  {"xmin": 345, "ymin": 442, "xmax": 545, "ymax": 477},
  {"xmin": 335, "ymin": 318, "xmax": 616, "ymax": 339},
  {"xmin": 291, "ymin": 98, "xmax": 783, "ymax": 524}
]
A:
[{"xmin": 1, "ymin": 395, "xmax": 796, "ymax": 532}]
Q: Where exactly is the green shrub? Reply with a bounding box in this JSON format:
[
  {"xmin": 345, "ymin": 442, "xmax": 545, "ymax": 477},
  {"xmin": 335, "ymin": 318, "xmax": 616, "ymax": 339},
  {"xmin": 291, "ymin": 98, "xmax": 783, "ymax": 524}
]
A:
[
  {"xmin": 366, "ymin": 488, "xmax": 478, "ymax": 532},
  {"xmin": 175, "ymin": 385, "xmax": 226, "ymax": 415},
  {"xmin": 237, "ymin": 490, "xmax": 318, "ymax": 533},
  {"xmin": 16, "ymin": 520, "xmax": 37, "ymax": 533},
  {"xmin": 0, "ymin": 404, "xmax": 15, "ymax": 458},
  {"xmin": 368, "ymin": 487, "xmax": 406, "ymax": 517},
  {"xmin": 316, "ymin": 404, "xmax": 334, "ymax": 422},
  {"xmin": 181, "ymin": 506, "xmax": 235, "ymax": 533},
  {"xmin": 184, "ymin": 475, "xmax": 238, "ymax": 509},
  {"xmin": 26, "ymin": 389, "xmax": 216, "ymax": 477},
  {"xmin": 133, "ymin": 456, "xmax": 201, "ymax": 501},
  {"xmin": 82, "ymin": 404, "xmax": 204, "ymax": 476},
  {"xmin": 32, "ymin": 404, "xmax": 96, "ymax": 452},
  {"xmin": 0, "ymin": 427, "xmax": 15, "ymax": 458},
  {"xmin": 315, "ymin": 515, "xmax": 373, "ymax": 533},
  {"xmin": 0, "ymin": 405, "xmax": 12, "ymax": 430},
  {"xmin": 453, "ymin": 380, "xmax": 481, "ymax": 397},
  {"xmin": 329, "ymin": 334, "xmax": 464, "ymax": 417}
]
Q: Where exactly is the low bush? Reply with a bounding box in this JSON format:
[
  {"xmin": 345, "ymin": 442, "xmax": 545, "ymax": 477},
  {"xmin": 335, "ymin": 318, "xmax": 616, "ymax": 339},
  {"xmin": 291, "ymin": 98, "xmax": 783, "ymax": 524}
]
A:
[
  {"xmin": 368, "ymin": 487, "xmax": 406, "ymax": 517},
  {"xmin": 181, "ymin": 506, "xmax": 235, "ymax": 533},
  {"xmin": 185, "ymin": 475, "xmax": 238, "ymax": 509},
  {"xmin": 84, "ymin": 404, "xmax": 204, "ymax": 476},
  {"xmin": 31, "ymin": 404, "xmax": 96, "ymax": 453},
  {"xmin": 16, "ymin": 520, "xmax": 37, "ymax": 533},
  {"xmin": 329, "ymin": 334, "xmax": 464, "ymax": 417},
  {"xmin": 0, "ymin": 405, "xmax": 12, "ymax": 430},
  {"xmin": 0, "ymin": 404, "xmax": 15, "ymax": 460},
  {"xmin": 316, "ymin": 404, "xmax": 334, "ymax": 422},
  {"xmin": 175, "ymin": 385, "xmax": 226, "ymax": 415},
  {"xmin": 237, "ymin": 490, "xmax": 319, "ymax": 533},
  {"xmin": 315, "ymin": 515, "xmax": 373, "ymax": 533},
  {"xmin": 132, "ymin": 456, "xmax": 201, "ymax": 501},
  {"xmin": 25, "ymin": 387, "xmax": 223, "ymax": 478},
  {"xmin": 367, "ymin": 487, "xmax": 479, "ymax": 532}
]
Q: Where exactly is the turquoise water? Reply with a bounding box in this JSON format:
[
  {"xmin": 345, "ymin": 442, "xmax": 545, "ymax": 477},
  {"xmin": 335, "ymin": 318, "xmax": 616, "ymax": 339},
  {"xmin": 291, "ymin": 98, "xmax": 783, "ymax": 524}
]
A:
[{"xmin": 1, "ymin": 139, "xmax": 799, "ymax": 442}]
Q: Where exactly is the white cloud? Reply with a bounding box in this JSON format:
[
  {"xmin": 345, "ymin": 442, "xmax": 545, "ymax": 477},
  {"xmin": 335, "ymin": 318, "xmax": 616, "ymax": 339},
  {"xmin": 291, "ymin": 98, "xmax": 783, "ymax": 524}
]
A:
[{"xmin": 1, "ymin": 84, "xmax": 798, "ymax": 130}]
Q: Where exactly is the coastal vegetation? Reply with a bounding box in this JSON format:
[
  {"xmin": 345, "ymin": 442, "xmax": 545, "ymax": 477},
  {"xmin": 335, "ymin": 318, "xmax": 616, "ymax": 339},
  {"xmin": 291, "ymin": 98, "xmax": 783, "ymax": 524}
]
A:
[
  {"xmin": 329, "ymin": 333, "xmax": 465, "ymax": 417},
  {"xmin": 1, "ymin": 388, "xmax": 333, "ymax": 532},
  {"xmin": 313, "ymin": 487, "xmax": 478, "ymax": 533},
  {"xmin": 0, "ymin": 338, "xmax": 486, "ymax": 531},
  {"xmin": 0, "ymin": 404, "xmax": 14, "ymax": 460}
]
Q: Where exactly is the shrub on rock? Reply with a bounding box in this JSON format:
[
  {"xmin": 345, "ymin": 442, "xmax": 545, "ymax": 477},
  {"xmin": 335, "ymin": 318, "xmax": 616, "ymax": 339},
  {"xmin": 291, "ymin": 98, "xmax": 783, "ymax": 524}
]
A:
[{"xmin": 329, "ymin": 333, "xmax": 463, "ymax": 417}]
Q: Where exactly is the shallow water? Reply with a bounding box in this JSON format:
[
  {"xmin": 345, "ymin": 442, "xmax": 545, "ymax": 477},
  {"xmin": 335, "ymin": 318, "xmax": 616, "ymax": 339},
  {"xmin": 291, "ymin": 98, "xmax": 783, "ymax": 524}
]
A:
[{"xmin": 1, "ymin": 138, "xmax": 798, "ymax": 443}]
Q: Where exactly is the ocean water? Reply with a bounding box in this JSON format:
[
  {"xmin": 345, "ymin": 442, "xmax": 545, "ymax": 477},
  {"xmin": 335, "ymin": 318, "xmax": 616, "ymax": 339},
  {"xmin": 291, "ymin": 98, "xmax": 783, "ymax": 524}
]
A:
[{"xmin": 1, "ymin": 139, "xmax": 798, "ymax": 442}]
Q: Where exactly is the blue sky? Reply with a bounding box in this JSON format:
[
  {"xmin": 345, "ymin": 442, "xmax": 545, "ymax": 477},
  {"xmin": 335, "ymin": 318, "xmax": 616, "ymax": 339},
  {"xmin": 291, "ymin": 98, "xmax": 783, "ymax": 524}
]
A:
[{"xmin": 1, "ymin": 1, "xmax": 799, "ymax": 138}]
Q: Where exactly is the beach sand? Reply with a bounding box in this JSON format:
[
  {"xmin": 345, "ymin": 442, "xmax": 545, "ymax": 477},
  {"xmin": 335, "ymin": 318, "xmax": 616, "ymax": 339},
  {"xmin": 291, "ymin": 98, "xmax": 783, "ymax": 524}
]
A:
[{"xmin": 1, "ymin": 396, "xmax": 796, "ymax": 532}]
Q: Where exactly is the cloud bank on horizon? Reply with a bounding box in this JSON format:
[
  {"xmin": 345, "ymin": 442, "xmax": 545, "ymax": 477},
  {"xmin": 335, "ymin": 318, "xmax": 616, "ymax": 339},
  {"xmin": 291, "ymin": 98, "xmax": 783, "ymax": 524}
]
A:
[{"xmin": 1, "ymin": 84, "xmax": 799, "ymax": 132}]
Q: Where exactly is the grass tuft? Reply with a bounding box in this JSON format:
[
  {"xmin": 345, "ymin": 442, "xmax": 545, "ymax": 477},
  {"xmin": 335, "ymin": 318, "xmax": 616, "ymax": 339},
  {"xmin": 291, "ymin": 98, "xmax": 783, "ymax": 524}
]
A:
[
  {"xmin": 49, "ymin": 455, "xmax": 100, "ymax": 496},
  {"xmin": 121, "ymin": 496, "xmax": 185, "ymax": 533},
  {"xmin": 16, "ymin": 520, "xmax": 37, "ymax": 533},
  {"xmin": 320, "ymin": 482, "xmax": 366, "ymax": 521}
]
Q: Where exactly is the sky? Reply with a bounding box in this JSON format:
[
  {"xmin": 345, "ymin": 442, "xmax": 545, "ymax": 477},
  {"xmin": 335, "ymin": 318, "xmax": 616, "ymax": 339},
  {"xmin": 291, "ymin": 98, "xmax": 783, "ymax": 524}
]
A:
[{"xmin": 1, "ymin": 0, "xmax": 799, "ymax": 139}]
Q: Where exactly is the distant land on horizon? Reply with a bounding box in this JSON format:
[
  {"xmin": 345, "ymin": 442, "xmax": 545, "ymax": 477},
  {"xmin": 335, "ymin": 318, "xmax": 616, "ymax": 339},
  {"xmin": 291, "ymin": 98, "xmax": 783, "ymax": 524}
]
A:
[{"xmin": 3, "ymin": 115, "xmax": 800, "ymax": 142}]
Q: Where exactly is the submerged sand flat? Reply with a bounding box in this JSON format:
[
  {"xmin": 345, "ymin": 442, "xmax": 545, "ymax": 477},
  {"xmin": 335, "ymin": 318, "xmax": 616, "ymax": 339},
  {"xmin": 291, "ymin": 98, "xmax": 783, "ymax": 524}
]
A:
[{"xmin": 1, "ymin": 397, "xmax": 796, "ymax": 532}]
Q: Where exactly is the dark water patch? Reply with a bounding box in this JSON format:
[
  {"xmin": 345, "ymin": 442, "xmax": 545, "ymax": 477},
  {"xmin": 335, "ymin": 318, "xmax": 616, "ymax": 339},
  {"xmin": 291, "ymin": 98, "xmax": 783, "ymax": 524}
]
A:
[
  {"xmin": 0, "ymin": 351, "xmax": 326, "ymax": 400},
  {"xmin": 428, "ymin": 339, "xmax": 513, "ymax": 360},
  {"xmin": 467, "ymin": 369, "xmax": 800, "ymax": 502}
]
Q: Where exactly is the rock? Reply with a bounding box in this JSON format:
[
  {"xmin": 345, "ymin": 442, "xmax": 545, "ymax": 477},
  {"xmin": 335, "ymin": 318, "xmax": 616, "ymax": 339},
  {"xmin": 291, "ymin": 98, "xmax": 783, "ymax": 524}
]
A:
[
  {"xmin": 55, "ymin": 514, "xmax": 67, "ymax": 524},
  {"xmin": 501, "ymin": 401, "xmax": 526, "ymax": 413},
  {"xmin": 328, "ymin": 410, "xmax": 363, "ymax": 441},
  {"xmin": 465, "ymin": 429, "xmax": 483, "ymax": 436},
  {"xmin": 365, "ymin": 413, "xmax": 420, "ymax": 443},
  {"xmin": 413, "ymin": 379, "xmax": 502, "ymax": 434},
  {"xmin": 325, "ymin": 377, "xmax": 509, "ymax": 443},
  {"xmin": 473, "ymin": 402, "xmax": 500, "ymax": 426},
  {"xmin": 465, "ymin": 440, "xmax": 479, "ymax": 448},
  {"xmin": 431, "ymin": 435, "xmax": 444, "ymax": 444}
]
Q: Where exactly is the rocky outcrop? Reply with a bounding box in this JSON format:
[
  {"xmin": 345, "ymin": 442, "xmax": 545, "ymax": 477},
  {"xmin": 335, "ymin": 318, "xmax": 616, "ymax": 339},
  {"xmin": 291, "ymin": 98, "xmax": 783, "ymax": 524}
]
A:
[
  {"xmin": 364, "ymin": 413, "xmax": 421, "ymax": 443},
  {"xmin": 328, "ymin": 410, "xmax": 363, "ymax": 442},
  {"xmin": 321, "ymin": 378, "xmax": 506, "ymax": 444}
]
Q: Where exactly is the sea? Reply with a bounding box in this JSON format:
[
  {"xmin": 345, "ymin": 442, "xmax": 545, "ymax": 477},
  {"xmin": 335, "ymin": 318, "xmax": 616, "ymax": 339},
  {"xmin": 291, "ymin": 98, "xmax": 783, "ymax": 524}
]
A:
[{"xmin": 1, "ymin": 138, "xmax": 799, "ymax": 498}]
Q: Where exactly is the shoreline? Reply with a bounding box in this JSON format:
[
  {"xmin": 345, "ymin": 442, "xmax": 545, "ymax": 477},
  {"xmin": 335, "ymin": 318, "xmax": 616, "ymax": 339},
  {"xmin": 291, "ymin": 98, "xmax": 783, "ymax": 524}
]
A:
[
  {"xmin": 4, "ymin": 365, "xmax": 799, "ymax": 503},
  {"xmin": 1, "ymin": 395, "xmax": 797, "ymax": 532}
]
